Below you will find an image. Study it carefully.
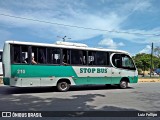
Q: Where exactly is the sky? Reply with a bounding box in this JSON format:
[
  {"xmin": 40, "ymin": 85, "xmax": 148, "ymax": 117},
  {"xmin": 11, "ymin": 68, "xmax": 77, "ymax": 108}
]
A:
[{"xmin": 0, "ymin": 0, "xmax": 160, "ymax": 56}]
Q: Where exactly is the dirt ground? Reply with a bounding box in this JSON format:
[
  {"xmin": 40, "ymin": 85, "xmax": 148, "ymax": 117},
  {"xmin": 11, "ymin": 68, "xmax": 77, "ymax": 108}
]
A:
[{"xmin": 138, "ymin": 78, "xmax": 160, "ymax": 83}]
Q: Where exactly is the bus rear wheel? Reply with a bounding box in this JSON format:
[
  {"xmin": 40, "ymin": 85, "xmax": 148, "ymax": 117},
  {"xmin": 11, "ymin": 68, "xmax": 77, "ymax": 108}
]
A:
[
  {"xmin": 119, "ymin": 80, "xmax": 128, "ymax": 89},
  {"xmin": 57, "ymin": 81, "xmax": 70, "ymax": 92}
]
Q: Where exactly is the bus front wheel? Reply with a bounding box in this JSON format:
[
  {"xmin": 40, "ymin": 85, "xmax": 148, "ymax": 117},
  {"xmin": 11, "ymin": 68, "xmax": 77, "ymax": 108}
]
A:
[
  {"xmin": 57, "ymin": 81, "xmax": 70, "ymax": 92},
  {"xmin": 119, "ymin": 80, "xmax": 128, "ymax": 89}
]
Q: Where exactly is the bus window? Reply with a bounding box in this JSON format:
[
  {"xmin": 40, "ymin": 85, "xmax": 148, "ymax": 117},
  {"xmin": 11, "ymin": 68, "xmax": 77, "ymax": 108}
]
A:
[
  {"xmin": 21, "ymin": 46, "xmax": 29, "ymax": 63},
  {"xmin": 112, "ymin": 54, "xmax": 122, "ymax": 68},
  {"xmin": 82, "ymin": 51, "xmax": 87, "ymax": 65},
  {"xmin": 71, "ymin": 50, "xmax": 87, "ymax": 65},
  {"xmin": 88, "ymin": 51, "xmax": 96, "ymax": 65},
  {"xmin": 96, "ymin": 52, "xmax": 108, "ymax": 65},
  {"xmin": 32, "ymin": 47, "xmax": 46, "ymax": 64},
  {"xmin": 62, "ymin": 49, "xmax": 70, "ymax": 65},
  {"xmin": 71, "ymin": 50, "xmax": 80, "ymax": 64},
  {"xmin": 112, "ymin": 53, "xmax": 136, "ymax": 70},
  {"xmin": 121, "ymin": 54, "xmax": 136, "ymax": 70},
  {"xmin": 47, "ymin": 48, "xmax": 60, "ymax": 64},
  {"xmin": 11, "ymin": 45, "xmax": 29, "ymax": 64},
  {"xmin": 11, "ymin": 45, "xmax": 20, "ymax": 63}
]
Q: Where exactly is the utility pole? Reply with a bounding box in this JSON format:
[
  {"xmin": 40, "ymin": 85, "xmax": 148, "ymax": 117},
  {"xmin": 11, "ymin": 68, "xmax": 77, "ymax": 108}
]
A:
[{"xmin": 150, "ymin": 42, "xmax": 153, "ymax": 77}]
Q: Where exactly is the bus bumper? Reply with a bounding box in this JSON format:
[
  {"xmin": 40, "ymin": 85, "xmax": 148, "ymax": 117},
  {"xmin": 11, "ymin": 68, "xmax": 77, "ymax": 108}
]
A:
[
  {"xmin": 129, "ymin": 76, "xmax": 138, "ymax": 83},
  {"xmin": 3, "ymin": 77, "xmax": 10, "ymax": 85}
]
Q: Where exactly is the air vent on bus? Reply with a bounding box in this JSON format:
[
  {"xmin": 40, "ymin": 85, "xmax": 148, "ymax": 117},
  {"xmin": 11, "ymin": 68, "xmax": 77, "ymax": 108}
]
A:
[{"xmin": 56, "ymin": 41, "xmax": 88, "ymax": 47}]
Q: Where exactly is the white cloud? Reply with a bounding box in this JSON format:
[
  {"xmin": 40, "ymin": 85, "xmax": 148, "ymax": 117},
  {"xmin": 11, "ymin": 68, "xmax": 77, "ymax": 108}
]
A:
[
  {"xmin": 98, "ymin": 38, "xmax": 125, "ymax": 49},
  {"xmin": 133, "ymin": 0, "xmax": 152, "ymax": 12},
  {"xmin": 0, "ymin": 0, "xmax": 159, "ymax": 45},
  {"xmin": 0, "ymin": 4, "xmax": 125, "ymax": 41},
  {"xmin": 104, "ymin": 28, "xmax": 160, "ymax": 44},
  {"xmin": 139, "ymin": 45, "xmax": 151, "ymax": 53}
]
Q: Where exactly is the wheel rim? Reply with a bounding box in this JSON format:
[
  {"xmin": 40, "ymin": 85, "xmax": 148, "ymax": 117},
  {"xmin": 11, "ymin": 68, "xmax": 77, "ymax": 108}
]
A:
[
  {"xmin": 60, "ymin": 82, "xmax": 68, "ymax": 90},
  {"xmin": 121, "ymin": 81, "xmax": 127, "ymax": 88}
]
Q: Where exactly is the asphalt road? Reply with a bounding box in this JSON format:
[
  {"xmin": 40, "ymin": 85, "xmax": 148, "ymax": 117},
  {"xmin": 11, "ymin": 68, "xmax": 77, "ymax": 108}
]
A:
[{"xmin": 0, "ymin": 83, "xmax": 160, "ymax": 120}]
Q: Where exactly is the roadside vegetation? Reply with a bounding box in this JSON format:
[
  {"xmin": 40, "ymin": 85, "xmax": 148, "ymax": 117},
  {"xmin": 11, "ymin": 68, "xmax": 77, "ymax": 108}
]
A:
[{"xmin": 133, "ymin": 46, "xmax": 160, "ymax": 76}]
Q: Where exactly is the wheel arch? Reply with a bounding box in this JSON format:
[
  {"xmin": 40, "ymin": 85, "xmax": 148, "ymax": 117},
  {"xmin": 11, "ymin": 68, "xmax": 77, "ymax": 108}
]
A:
[
  {"xmin": 120, "ymin": 77, "xmax": 130, "ymax": 83},
  {"xmin": 56, "ymin": 78, "xmax": 71, "ymax": 85}
]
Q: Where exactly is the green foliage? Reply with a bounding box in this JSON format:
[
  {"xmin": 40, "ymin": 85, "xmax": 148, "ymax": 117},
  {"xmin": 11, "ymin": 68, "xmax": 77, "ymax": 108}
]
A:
[
  {"xmin": 137, "ymin": 68, "xmax": 143, "ymax": 75},
  {"xmin": 133, "ymin": 53, "xmax": 160, "ymax": 71},
  {"xmin": 154, "ymin": 46, "xmax": 160, "ymax": 58}
]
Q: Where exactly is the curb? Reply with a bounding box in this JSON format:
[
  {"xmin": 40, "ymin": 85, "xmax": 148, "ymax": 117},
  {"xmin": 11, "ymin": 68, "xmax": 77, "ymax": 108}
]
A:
[{"xmin": 138, "ymin": 79, "xmax": 160, "ymax": 83}]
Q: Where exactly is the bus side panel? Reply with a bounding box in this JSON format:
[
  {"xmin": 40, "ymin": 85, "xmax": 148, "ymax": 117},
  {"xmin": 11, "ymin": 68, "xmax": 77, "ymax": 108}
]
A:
[
  {"xmin": 10, "ymin": 65, "xmax": 113, "ymax": 86},
  {"xmin": 73, "ymin": 66, "xmax": 112, "ymax": 85},
  {"xmin": 2, "ymin": 43, "xmax": 11, "ymax": 85},
  {"xmin": 11, "ymin": 65, "xmax": 78, "ymax": 78},
  {"xmin": 10, "ymin": 65, "xmax": 77, "ymax": 86},
  {"xmin": 121, "ymin": 69, "xmax": 138, "ymax": 83},
  {"xmin": 111, "ymin": 68, "xmax": 138, "ymax": 84},
  {"xmin": 111, "ymin": 68, "xmax": 122, "ymax": 84}
]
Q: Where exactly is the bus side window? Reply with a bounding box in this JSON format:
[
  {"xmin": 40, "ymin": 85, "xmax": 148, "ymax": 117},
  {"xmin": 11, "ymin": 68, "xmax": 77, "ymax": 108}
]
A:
[
  {"xmin": 88, "ymin": 51, "xmax": 96, "ymax": 65},
  {"xmin": 82, "ymin": 51, "xmax": 87, "ymax": 65},
  {"xmin": 70, "ymin": 50, "xmax": 87, "ymax": 65},
  {"xmin": 47, "ymin": 48, "xmax": 60, "ymax": 64},
  {"xmin": 13, "ymin": 45, "xmax": 21, "ymax": 63},
  {"xmin": 21, "ymin": 46, "xmax": 29, "ymax": 64},
  {"xmin": 112, "ymin": 54, "xmax": 122, "ymax": 68},
  {"xmin": 121, "ymin": 54, "xmax": 136, "ymax": 70},
  {"xmin": 32, "ymin": 47, "xmax": 46, "ymax": 64},
  {"xmin": 96, "ymin": 52, "xmax": 107, "ymax": 65},
  {"xmin": 62, "ymin": 49, "xmax": 70, "ymax": 65},
  {"xmin": 38, "ymin": 48, "xmax": 46, "ymax": 64},
  {"xmin": 71, "ymin": 50, "xmax": 79, "ymax": 64},
  {"xmin": 11, "ymin": 45, "xmax": 29, "ymax": 64}
]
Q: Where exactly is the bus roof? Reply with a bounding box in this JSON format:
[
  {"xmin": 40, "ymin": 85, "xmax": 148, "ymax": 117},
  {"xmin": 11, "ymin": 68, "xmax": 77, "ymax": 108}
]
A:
[{"xmin": 5, "ymin": 40, "xmax": 129, "ymax": 54}]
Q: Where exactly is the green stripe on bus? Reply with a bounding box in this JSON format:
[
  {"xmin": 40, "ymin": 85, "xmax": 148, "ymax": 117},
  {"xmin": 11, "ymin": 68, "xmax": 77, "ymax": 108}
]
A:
[
  {"xmin": 11, "ymin": 65, "xmax": 78, "ymax": 78},
  {"xmin": 73, "ymin": 76, "xmax": 138, "ymax": 85}
]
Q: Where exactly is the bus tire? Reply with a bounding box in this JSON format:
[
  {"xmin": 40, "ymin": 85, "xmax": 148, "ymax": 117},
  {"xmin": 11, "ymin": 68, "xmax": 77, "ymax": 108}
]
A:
[
  {"xmin": 119, "ymin": 80, "xmax": 128, "ymax": 89},
  {"xmin": 57, "ymin": 81, "xmax": 70, "ymax": 92}
]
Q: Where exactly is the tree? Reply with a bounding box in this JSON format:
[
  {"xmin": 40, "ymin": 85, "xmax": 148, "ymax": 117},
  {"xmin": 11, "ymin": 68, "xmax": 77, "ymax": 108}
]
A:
[
  {"xmin": 154, "ymin": 46, "xmax": 160, "ymax": 58},
  {"xmin": 133, "ymin": 53, "xmax": 150, "ymax": 71},
  {"xmin": 154, "ymin": 46, "xmax": 160, "ymax": 68},
  {"xmin": 133, "ymin": 53, "xmax": 160, "ymax": 74}
]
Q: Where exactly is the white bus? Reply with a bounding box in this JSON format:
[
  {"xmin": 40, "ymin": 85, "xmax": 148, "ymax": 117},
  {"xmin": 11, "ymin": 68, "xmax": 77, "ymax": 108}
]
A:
[
  {"xmin": 3, "ymin": 41, "xmax": 138, "ymax": 91},
  {"xmin": 0, "ymin": 50, "xmax": 3, "ymax": 75}
]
